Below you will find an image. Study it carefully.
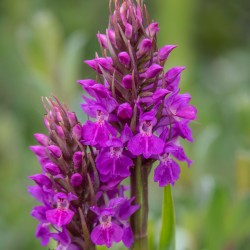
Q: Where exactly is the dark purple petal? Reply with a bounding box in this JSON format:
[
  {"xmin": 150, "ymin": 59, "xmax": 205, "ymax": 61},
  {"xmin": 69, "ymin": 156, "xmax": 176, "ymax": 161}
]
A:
[
  {"xmin": 122, "ymin": 225, "xmax": 134, "ymax": 248},
  {"xmin": 50, "ymin": 226, "xmax": 71, "ymax": 246},
  {"xmin": 174, "ymin": 120, "xmax": 193, "ymax": 142},
  {"xmin": 35, "ymin": 223, "xmax": 50, "ymax": 246},
  {"xmin": 120, "ymin": 124, "xmax": 133, "ymax": 143},
  {"xmin": 116, "ymin": 199, "xmax": 139, "ymax": 221},
  {"xmin": 28, "ymin": 186, "xmax": 52, "ymax": 204},
  {"xmin": 96, "ymin": 152, "xmax": 114, "ymax": 175},
  {"xmin": 115, "ymin": 155, "xmax": 133, "ymax": 177},
  {"xmin": 127, "ymin": 134, "xmax": 145, "ymax": 157},
  {"xmin": 31, "ymin": 206, "xmax": 48, "ymax": 221}
]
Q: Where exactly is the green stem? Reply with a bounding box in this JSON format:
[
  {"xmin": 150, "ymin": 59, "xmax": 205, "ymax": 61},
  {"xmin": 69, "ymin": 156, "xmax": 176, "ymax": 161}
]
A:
[{"xmin": 130, "ymin": 157, "xmax": 149, "ymax": 250}]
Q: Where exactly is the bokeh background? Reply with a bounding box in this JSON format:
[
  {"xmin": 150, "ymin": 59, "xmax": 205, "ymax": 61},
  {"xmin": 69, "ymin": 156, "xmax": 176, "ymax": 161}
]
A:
[{"xmin": 0, "ymin": 0, "xmax": 250, "ymax": 249}]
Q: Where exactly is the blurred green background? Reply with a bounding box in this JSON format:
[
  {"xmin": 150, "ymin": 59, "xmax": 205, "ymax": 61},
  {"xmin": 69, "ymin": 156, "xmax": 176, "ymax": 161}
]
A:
[{"xmin": 0, "ymin": 0, "xmax": 250, "ymax": 249}]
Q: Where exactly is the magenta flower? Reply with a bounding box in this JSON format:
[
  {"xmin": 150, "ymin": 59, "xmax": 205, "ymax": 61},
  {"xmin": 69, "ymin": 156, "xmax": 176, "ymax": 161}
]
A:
[
  {"xmin": 154, "ymin": 154, "xmax": 181, "ymax": 187},
  {"xmin": 90, "ymin": 197, "xmax": 139, "ymax": 248},
  {"xmin": 82, "ymin": 113, "xmax": 117, "ymax": 147},
  {"xmin": 46, "ymin": 192, "xmax": 77, "ymax": 228},
  {"xmin": 96, "ymin": 138, "xmax": 133, "ymax": 182},
  {"xmin": 90, "ymin": 208, "xmax": 123, "ymax": 248},
  {"xmin": 128, "ymin": 111, "xmax": 165, "ymax": 158}
]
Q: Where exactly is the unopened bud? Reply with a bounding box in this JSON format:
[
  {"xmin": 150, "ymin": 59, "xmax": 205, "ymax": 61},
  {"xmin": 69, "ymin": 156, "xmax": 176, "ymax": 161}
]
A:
[
  {"xmin": 29, "ymin": 145, "xmax": 48, "ymax": 158},
  {"xmin": 73, "ymin": 124, "xmax": 82, "ymax": 141},
  {"xmin": 44, "ymin": 162, "xmax": 61, "ymax": 176},
  {"xmin": 34, "ymin": 134, "xmax": 49, "ymax": 146},
  {"xmin": 117, "ymin": 103, "xmax": 133, "ymax": 119},
  {"xmin": 146, "ymin": 22, "xmax": 160, "ymax": 37},
  {"xmin": 141, "ymin": 64, "xmax": 163, "ymax": 79},
  {"xmin": 70, "ymin": 173, "xmax": 83, "ymax": 187},
  {"xmin": 125, "ymin": 23, "xmax": 133, "ymax": 39},
  {"xmin": 137, "ymin": 39, "xmax": 152, "ymax": 58},
  {"xmin": 158, "ymin": 45, "xmax": 177, "ymax": 61},
  {"xmin": 118, "ymin": 52, "xmax": 131, "ymax": 68},
  {"xmin": 122, "ymin": 75, "xmax": 133, "ymax": 89},
  {"xmin": 47, "ymin": 145, "xmax": 62, "ymax": 158},
  {"xmin": 56, "ymin": 125, "xmax": 65, "ymax": 139},
  {"xmin": 97, "ymin": 34, "xmax": 108, "ymax": 49}
]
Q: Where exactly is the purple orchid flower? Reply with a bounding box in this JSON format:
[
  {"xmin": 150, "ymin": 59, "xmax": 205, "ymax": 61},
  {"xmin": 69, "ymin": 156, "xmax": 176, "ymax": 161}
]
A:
[
  {"xmin": 46, "ymin": 193, "xmax": 77, "ymax": 228},
  {"xmin": 82, "ymin": 109, "xmax": 117, "ymax": 147},
  {"xmin": 90, "ymin": 197, "xmax": 139, "ymax": 248},
  {"xmin": 90, "ymin": 207, "xmax": 123, "ymax": 248},
  {"xmin": 128, "ymin": 111, "xmax": 165, "ymax": 158},
  {"xmin": 154, "ymin": 153, "xmax": 181, "ymax": 187},
  {"xmin": 96, "ymin": 138, "xmax": 133, "ymax": 181}
]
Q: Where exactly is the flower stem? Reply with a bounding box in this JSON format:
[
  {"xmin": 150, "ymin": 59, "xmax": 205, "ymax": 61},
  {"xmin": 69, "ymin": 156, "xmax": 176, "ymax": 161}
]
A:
[{"xmin": 130, "ymin": 156, "xmax": 149, "ymax": 250}]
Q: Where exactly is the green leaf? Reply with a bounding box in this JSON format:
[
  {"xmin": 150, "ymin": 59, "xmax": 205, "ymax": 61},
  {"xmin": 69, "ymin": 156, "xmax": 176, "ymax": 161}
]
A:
[{"xmin": 158, "ymin": 185, "xmax": 175, "ymax": 250}]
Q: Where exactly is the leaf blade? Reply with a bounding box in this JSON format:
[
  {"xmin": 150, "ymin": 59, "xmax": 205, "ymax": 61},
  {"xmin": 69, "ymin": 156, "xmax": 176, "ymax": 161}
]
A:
[{"xmin": 158, "ymin": 185, "xmax": 175, "ymax": 250}]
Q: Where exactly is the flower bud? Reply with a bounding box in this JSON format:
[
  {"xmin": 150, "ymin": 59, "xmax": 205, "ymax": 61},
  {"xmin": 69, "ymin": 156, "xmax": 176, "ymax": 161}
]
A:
[
  {"xmin": 44, "ymin": 162, "xmax": 61, "ymax": 176},
  {"xmin": 56, "ymin": 125, "xmax": 65, "ymax": 139},
  {"xmin": 67, "ymin": 112, "xmax": 77, "ymax": 127},
  {"xmin": 29, "ymin": 174, "xmax": 52, "ymax": 189},
  {"xmin": 34, "ymin": 134, "xmax": 49, "ymax": 146},
  {"xmin": 73, "ymin": 151, "xmax": 83, "ymax": 169},
  {"xmin": 44, "ymin": 116, "xmax": 50, "ymax": 130},
  {"xmin": 117, "ymin": 103, "xmax": 133, "ymax": 119},
  {"xmin": 125, "ymin": 23, "xmax": 133, "ymax": 39},
  {"xmin": 70, "ymin": 173, "xmax": 83, "ymax": 187},
  {"xmin": 29, "ymin": 145, "xmax": 48, "ymax": 158},
  {"xmin": 118, "ymin": 52, "xmax": 131, "ymax": 68},
  {"xmin": 141, "ymin": 64, "xmax": 163, "ymax": 79},
  {"xmin": 137, "ymin": 39, "xmax": 152, "ymax": 57},
  {"xmin": 47, "ymin": 145, "xmax": 62, "ymax": 158},
  {"xmin": 55, "ymin": 107, "xmax": 63, "ymax": 122},
  {"xmin": 165, "ymin": 66, "xmax": 186, "ymax": 82},
  {"xmin": 158, "ymin": 45, "xmax": 177, "ymax": 61},
  {"xmin": 146, "ymin": 22, "xmax": 160, "ymax": 37},
  {"xmin": 97, "ymin": 34, "xmax": 108, "ymax": 49},
  {"xmin": 73, "ymin": 124, "xmax": 82, "ymax": 141},
  {"xmin": 122, "ymin": 75, "xmax": 133, "ymax": 89},
  {"xmin": 152, "ymin": 89, "xmax": 171, "ymax": 102},
  {"xmin": 107, "ymin": 29, "xmax": 116, "ymax": 46}
]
